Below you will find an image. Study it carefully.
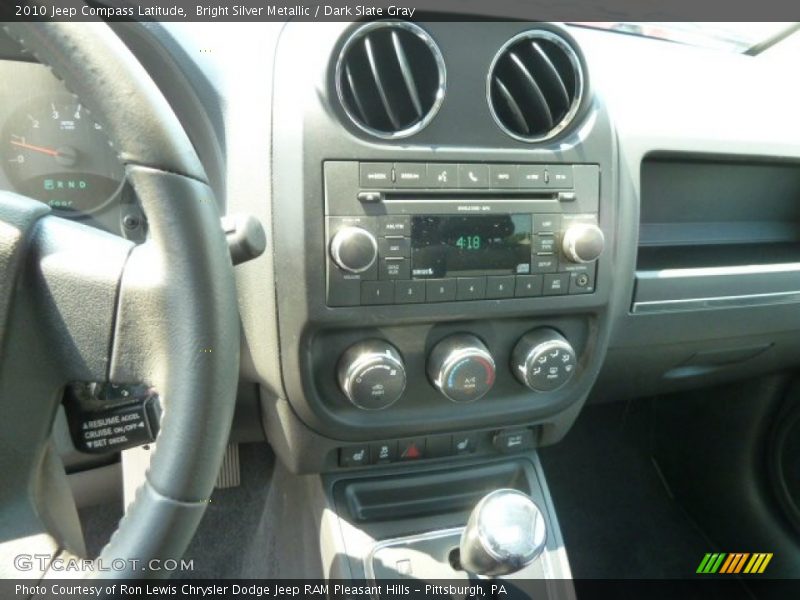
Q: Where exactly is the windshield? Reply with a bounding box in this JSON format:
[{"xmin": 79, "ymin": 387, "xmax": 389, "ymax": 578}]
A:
[{"xmin": 571, "ymin": 22, "xmax": 797, "ymax": 53}]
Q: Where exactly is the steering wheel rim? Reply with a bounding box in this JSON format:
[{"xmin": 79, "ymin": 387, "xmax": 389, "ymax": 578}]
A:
[{"xmin": 0, "ymin": 20, "xmax": 239, "ymax": 578}]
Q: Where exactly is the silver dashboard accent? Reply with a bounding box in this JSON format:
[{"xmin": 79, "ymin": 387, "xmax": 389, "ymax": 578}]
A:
[
  {"xmin": 633, "ymin": 263, "xmax": 800, "ymax": 313},
  {"xmin": 632, "ymin": 290, "xmax": 800, "ymax": 314}
]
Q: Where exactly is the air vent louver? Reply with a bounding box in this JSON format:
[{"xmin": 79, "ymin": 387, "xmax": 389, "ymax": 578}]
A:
[
  {"xmin": 488, "ymin": 30, "xmax": 584, "ymax": 142},
  {"xmin": 336, "ymin": 22, "xmax": 445, "ymax": 139}
]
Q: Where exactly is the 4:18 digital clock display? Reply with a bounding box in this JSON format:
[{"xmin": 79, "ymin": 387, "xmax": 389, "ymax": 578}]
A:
[
  {"xmin": 455, "ymin": 235, "xmax": 482, "ymax": 250},
  {"xmin": 410, "ymin": 215, "xmax": 532, "ymax": 278}
]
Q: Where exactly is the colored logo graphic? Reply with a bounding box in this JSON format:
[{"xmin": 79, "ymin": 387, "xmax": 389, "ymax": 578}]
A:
[{"xmin": 696, "ymin": 553, "xmax": 773, "ymax": 574}]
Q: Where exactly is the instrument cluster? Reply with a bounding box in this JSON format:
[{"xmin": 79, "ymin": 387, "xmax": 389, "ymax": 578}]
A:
[{"xmin": 0, "ymin": 59, "xmax": 145, "ymax": 240}]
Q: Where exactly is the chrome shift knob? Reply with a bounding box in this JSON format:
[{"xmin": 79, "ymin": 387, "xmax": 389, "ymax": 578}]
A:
[{"xmin": 459, "ymin": 489, "xmax": 547, "ymax": 576}]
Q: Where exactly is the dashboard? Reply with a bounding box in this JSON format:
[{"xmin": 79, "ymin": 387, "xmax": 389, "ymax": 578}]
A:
[{"xmin": 4, "ymin": 20, "xmax": 800, "ymax": 476}]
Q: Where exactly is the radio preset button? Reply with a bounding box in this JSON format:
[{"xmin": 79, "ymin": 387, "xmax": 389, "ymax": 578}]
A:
[
  {"xmin": 379, "ymin": 237, "xmax": 410, "ymax": 258},
  {"xmin": 379, "ymin": 215, "xmax": 411, "ymax": 236},
  {"xmin": 380, "ymin": 257, "xmax": 410, "ymax": 280},
  {"xmin": 543, "ymin": 273, "xmax": 569, "ymax": 295},
  {"xmin": 395, "ymin": 280, "xmax": 425, "ymax": 304},
  {"xmin": 518, "ymin": 166, "xmax": 547, "ymax": 188},
  {"xmin": 458, "ymin": 164, "xmax": 490, "ymax": 188},
  {"xmin": 515, "ymin": 275, "xmax": 544, "ymax": 297},
  {"xmin": 395, "ymin": 163, "xmax": 427, "ymax": 188},
  {"xmin": 457, "ymin": 277, "xmax": 487, "ymax": 300},
  {"xmin": 490, "ymin": 165, "xmax": 519, "ymax": 188},
  {"xmin": 360, "ymin": 163, "xmax": 394, "ymax": 187},
  {"xmin": 361, "ymin": 281, "xmax": 394, "ymax": 305},
  {"xmin": 426, "ymin": 279, "xmax": 457, "ymax": 302},
  {"xmin": 426, "ymin": 163, "xmax": 458, "ymax": 187},
  {"xmin": 486, "ymin": 276, "xmax": 515, "ymax": 299}
]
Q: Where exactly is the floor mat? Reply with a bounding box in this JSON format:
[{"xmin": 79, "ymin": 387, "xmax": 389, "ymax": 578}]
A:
[
  {"xmin": 182, "ymin": 442, "xmax": 276, "ymax": 578},
  {"xmin": 79, "ymin": 499, "xmax": 123, "ymax": 558},
  {"xmin": 539, "ymin": 401, "xmax": 716, "ymax": 580},
  {"xmin": 78, "ymin": 442, "xmax": 277, "ymax": 577}
]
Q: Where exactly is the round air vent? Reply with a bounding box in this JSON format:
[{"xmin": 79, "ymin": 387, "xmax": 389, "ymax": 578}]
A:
[
  {"xmin": 488, "ymin": 30, "xmax": 585, "ymax": 142},
  {"xmin": 335, "ymin": 21, "xmax": 445, "ymax": 139}
]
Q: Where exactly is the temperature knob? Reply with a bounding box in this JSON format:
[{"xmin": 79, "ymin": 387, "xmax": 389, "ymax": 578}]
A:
[
  {"xmin": 330, "ymin": 226, "xmax": 378, "ymax": 273},
  {"xmin": 337, "ymin": 340, "xmax": 406, "ymax": 410},
  {"xmin": 561, "ymin": 222, "xmax": 604, "ymax": 263},
  {"xmin": 512, "ymin": 329, "xmax": 577, "ymax": 392},
  {"xmin": 428, "ymin": 334, "xmax": 496, "ymax": 403}
]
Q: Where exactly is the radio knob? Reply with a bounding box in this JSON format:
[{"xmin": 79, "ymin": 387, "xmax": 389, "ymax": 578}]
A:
[
  {"xmin": 512, "ymin": 329, "xmax": 577, "ymax": 393},
  {"xmin": 561, "ymin": 222, "xmax": 604, "ymax": 263},
  {"xmin": 428, "ymin": 334, "xmax": 496, "ymax": 403},
  {"xmin": 338, "ymin": 341, "xmax": 406, "ymax": 410},
  {"xmin": 330, "ymin": 226, "xmax": 378, "ymax": 273}
]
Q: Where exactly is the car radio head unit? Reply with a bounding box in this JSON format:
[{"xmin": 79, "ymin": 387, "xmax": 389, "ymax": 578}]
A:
[{"xmin": 323, "ymin": 161, "xmax": 603, "ymax": 307}]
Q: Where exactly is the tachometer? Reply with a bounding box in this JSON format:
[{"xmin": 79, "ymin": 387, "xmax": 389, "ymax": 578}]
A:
[{"xmin": 2, "ymin": 95, "xmax": 125, "ymax": 215}]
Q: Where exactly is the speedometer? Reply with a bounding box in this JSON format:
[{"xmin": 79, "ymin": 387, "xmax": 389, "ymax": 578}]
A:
[{"xmin": 2, "ymin": 95, "xmax": 125, "ymax": 215}]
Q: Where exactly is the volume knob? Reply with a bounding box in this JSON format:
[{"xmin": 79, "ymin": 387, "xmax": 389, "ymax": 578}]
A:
[
  {"xmin": 562, "ymin": 222, "xmax": 604, "ymax": 264},
  {"xmin": 330, "ymin": 226, "xmax": 378, "ymax": 273}
]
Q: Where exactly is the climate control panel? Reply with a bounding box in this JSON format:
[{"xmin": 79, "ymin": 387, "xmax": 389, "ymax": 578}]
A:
[{"xmin": 336, "ymin": 329, "xmax": 577, "ymax": 409}]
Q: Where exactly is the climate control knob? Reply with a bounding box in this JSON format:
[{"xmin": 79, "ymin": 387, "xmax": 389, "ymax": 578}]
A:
[
  {"xmin": 330, "ymin": 226, "xmax": 378, "ymax": 273},
  {"xmin": 561, "ymin": 222, "xmax": 604, "ymax": 264},
  {"xmin": 512, "ymin": 329, "xmax": 577, "ymax": 392},
  {"xmin": 338, "ymin": 341, "xmax": 406, "ymax": 410},
  {"xmin": 428, "ymin": 334, "xmax": 496, "ymax": 403}
]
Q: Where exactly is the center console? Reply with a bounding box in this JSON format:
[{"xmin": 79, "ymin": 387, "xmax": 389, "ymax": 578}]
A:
[{"xmin": 266, "ymin": 18, "xmax": 619, "ymax": 589}]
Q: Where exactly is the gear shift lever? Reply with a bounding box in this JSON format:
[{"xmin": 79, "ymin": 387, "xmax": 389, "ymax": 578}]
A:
[{"xmin": 459, "ymin": 489, "xmax": 547, "ymax": 576}]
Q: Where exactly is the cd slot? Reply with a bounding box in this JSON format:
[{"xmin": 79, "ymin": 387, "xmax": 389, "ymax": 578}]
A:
[{"xmin": 374, "ymin": 194, "xmax": 561, "ymax": 215}]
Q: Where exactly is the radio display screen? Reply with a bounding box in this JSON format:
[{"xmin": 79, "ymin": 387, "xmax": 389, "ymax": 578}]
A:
[{"xmin": 410, "ymin": 215, "xmax": 532, "ymax": 278}]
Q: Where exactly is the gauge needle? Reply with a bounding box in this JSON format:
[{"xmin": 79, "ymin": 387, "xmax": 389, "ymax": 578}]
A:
[{"xmin": 10, "ymin": 139, "xmax": 60, "ymax": 157}]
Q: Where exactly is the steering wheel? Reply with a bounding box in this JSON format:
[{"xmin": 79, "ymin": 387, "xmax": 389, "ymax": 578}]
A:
[{"xmin": 0, "ymin": 22, "xmax": 239, "ymax": 578}]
